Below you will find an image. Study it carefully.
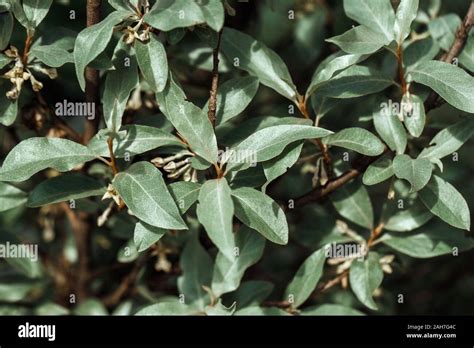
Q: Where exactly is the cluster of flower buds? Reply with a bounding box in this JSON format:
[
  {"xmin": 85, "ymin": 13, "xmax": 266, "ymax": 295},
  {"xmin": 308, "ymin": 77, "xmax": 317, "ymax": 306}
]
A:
[
  {"xmin": 102, "ymin": 184, "xmax": 122, "ymax": 206},
  {"xmin": 151, "ymin": 150, "xmax": 198, "ymax": 182},
  {"xmin": 2, "ymin": 46, "xmax": 57, "ymax": 100},
  {"xmin": 123, "ymin": 19, "xmax": 150, "ymax": 45}
]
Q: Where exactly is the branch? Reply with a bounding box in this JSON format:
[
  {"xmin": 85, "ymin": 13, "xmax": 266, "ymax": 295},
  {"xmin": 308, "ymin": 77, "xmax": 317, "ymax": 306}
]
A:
[
  {"xmin": 207, "ymin": 30, "xmax": 223, "ymax": 128},
  {"xmin": 83, "ymin": 0, "xmax": 102, "ymax": 143}
]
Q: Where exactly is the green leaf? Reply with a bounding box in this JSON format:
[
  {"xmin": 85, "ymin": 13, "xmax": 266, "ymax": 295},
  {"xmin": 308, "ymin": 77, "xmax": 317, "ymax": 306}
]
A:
[
  {"xmin": 134, "ymin": 222, "xmax": 166, "ymax": 252},
  {"xmin": 323, "ymin": 127, "xmax": 385, "ymax": 156},
  {"xmin": 327, "ymin": 25, "xmax": 389, "ymax": 54},
  {"xmin": 373, "ymin": 104, "xmax": 407, "ymax": 154},
  {"xmin": 459, "ymin": 35, "xmax": 474, "ymax": 72},
  {"xmin": 203, "ymin": 76, "xmax": 259, "ymax": 126},
  {"xmin": 393, "ymin": 154, "xmax": 432, "ymax": 192},
  {"xmin": 382, "ymin": 229, "xmax": 474, "ymax": 258},
  {"xmin": 235, "ymin": 306, "xmax": 289, "ymax": 316},
  {"xmin": 284, "ymin": 247, "xmax": 326, "ymax": 308},
  {"xmin": 221, "ymin": 27, "xmax": 298, "ymax": 102},
  {"xmin": 394, "ymin": 0, "xmax": 419, "ymax": 43},
  {"xmin": 117, "ymin": 238, "xmax": 139, "ymax": 263},
  {"xmin": 362, "ymin": 155, "xmax": 394, "ymax": 186},
  {"xmin": 0, "ymin": 138, "xmax": 96, "ymax": 182},
  {"xmin": 0, "ymin": 231, "xmax": 42, "ymax": 278},
  {"xmin": 136, "ymin": 301, "xmax": 191, "ymax": 315},
  {"xmin": 343, "ymin": 0, "xmax": 395, "ymax": 42},
  {"xmin": 418, "ymin": 175, "xmax": 470, "ymax": 230},
  {"xmin": 0, "ymin": 9, "xmax": 13, "ymax": 50},
  {"xmin": 428, "ymin": 14, "xmax": 460, "ymax": 51},
  {"xmin": 30, "ymin": 44, "xmax": 73, "ymax": 67},
  {"xmin": 135, "ymin": 33, "xmax": 168, "ymax": 93},
  {"xmin": 103, "ymin": 40, "xmax": 139, "ymax": 134},
  {"xmin": 196, "ymin": 178, "xmax": 235, "ymax": 260},
  {"xmin": 306, "ymin": 52, "xmax": 368, "ymax": 99},
  {"xmin": 74, "ymin": 10, "xmax": 130, "ymax": 91},
  {"xmin": 384, "ymin": 200, "xmax": 433, "ymax": 232},
  {"xmin": 349, "ymin": 252, "xmax": 383, "ymax": 310},
  {"xmin": 112, "ymin": 161, "xmax": 187, "ymax": 230},
  {"xmin": 409, "ymin": 60, "xmax": 474, "ymax": 113},
  {"xmin": 418, "ymin": 118, "xmax": 474, "ymax": 160},
  {"xmin": 0, "ymin": 53, "xmax": 12, "ymax": 69},
  {"xmin": 73, "ymin": 299, "xmax": 108, "ymax": 315},
  {"xmin": 88, "ymin": 125, "xmax": 185, "ymax": 158},
  {"xmin": 144, "ymin": 0, "xmax": 224, "ymax": 32},
  {"xmin": 224, "ymin": 125, "xmax": 332, "ymax": 172},
  {"xmin": 0, "ymin": 82, "xmax": 18, "ymax": 126},
  {"xmin": 27, "ymin": 173, "xmax": 105, "ymax": 207},
  {"xmin": 211, "ymin": 226, "xmax": 265, "ymax": 297},
  {"xmin": 232, "ymin": 187, "xmax": 288, "ymax": 245},
  {"xmin": 330, "ymin": 180, "xmax": 374, "ymax": 229},
  {"xmin": 0, "ymin": 182, "xmax": 27, "ymax": 212},
  {"xmin": 108, "ymin": 0, "xmax": 138, "ymax": 12},
  {"xmin": 156, "ymin": 73, "xmax": 218, "ymax": 163},
  {"xmin": 205, "ymin": 299, "xmax": 236, "ymax": 316},
  {"xmin": 317, "ymin": 65, "xmax": 393, "ymax": 99},
  {"xmin": 169, "ymin": 181, "xmax": 201, "ymax": 214},
  {"xmin": 177, "ymin": 231, "xmax": 213, "ymax": 310},
  {"xmin": 229, "ymin": 281, "xmax": 274, "ymax": 308},
  {"xmin": 22, "ymin": 0, "xmax": 52, "ymax": 28},
  {"xmin": 301, "ymin": 304, "xmax": 364, "ymax": 316},
  {"xmin": 404, "ymin": 37, "xmax": 440, "ymax": 69},
  {"xmin": 402, "ymin": 94, "xmax": 425, "ymax": 137},
  {"xmin": 262, "ymin": 141, "xmax": 303, "ymax": 193}
]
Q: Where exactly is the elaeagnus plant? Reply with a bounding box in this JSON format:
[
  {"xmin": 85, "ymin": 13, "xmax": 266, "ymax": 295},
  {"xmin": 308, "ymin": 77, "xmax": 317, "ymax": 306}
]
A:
[{"xmin": 0, "ymin": 0, "xmax": 473, "ymax": 316}]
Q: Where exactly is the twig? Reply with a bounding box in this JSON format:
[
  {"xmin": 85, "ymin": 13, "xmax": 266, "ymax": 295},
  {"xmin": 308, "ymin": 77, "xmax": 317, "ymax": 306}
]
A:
[
  {"xmin": 83, "ymin": 0, "xmax": 102, "ymax": 143},
  {"xmin": 107, "ymin": 137, "xmax": 119, "ymax": 176},
  {"xmin": 207, "ymin": 30, "xmax": 223, "ymax": 128},
  {"xmin": 396, "ymin": 43, "xmax": 407, "ymax": 95}
]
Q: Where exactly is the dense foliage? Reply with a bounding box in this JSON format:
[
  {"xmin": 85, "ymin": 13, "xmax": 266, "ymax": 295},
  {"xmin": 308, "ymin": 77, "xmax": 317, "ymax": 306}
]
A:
[{"xmin": 0, "ymin": 0, "xmax": 473, "ymax": 316}]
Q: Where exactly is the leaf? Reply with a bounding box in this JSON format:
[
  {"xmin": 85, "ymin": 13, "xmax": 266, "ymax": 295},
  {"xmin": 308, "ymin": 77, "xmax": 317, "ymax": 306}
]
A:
[
  {"xmin": 459, "ymin": 35, "xmax": 474, "ymax": 72},
  {"xmin": 73, "ymin": 299, "xmax": 108, "ymax": 315},
  {"xmin": 203, "ymin": 76, "xmax": 259, "ymax": 126},
  {"xmin": 404, "ymin": 37, "xmax": 440, "ymax": 69},
  {"xmin": 135, "ymin": 33, "xmax": 168, "ymax": 92},
  {"xmin": 136, "ymin": 301, "xmax": 191, "ymax": 315},
  {"xmin": 317, "ymin": 65, "xmax": 393, "ymax": 99},
  {"xmin": 428, "ymin": 14, "xmax": 460, "ymax": 51},
  {"xmin": 362, "ymin": 155, "xmax": 394, "ymax": 186},
  {"xmin": 327, "ymin": 25, "xmax": 389, "ymax": 55},
  {"xmin": 169, "ymin": 181, "xmax": 201, "ymax": 214},
  {"xmin": 108, "ymin": 0, "xmax": 138, "ymax": 12},
  {"xmin": 117, "ymin": 239, "xmax": 139, "ymax": 263},
  {"xmin": 393, "ymin": 154, "xmax": 432, "ymax": 192},
  {"xmin": 22, "ymin": 0, "xmax": 52, "ymax": 28},
  {"xmin": 74, "ymin": 10, "xmax": 130, "ymax": 91},
  {"xmin": 382, "ymin": 229, "xmax": 474, "ymax": 258},
  {"xmin": 196, "ymin": 178, "xmax": 235, "ymax": 260},
  {"xmin": 330, "ymin": 180, "xmax": 374, "ymax": 229},
  {"xmin": 0, "ymin": 82, "xmax": 18, "ymax": 126},
  {"xmin": 232, "ymin": 187, "xmax": 288, "ymax": 245},
  {"xmin": 402, "ymin": 94, "xmax": 426, "ymax": 137},
  {"xmin": 30, "ymin": 44, "xmax": 73, "ymax": 67},
  {"xmin": 0, "ymin": 182, "xmax": 27, "ymax": 212},
  {"xmin": 220, "ymin": 27, "xmax": 298, "ymax": 102},
  {"xmin": 418, "ymin": 118, "xmax": 474, "ymax": 160},
  {"xmin": 229, "ymin": 281, "xmax": 274, "ymax": 308},
  {"xmin": 418, "ymin": 175, "xmax": 470, "ymax": 230},
  {"xmin": 235, "ymin": 306, "xmax": 289, "ymax": 316},
  {"xmin": 27, "ymin": 173, "xmax": 105, "ymax": 207},
  {"xmin": 409, "ymin": 60, "xmax": 474, "ymax": 113},
  {"xmin": 373, "ymin": 105, "xmax": 407, "ymax": 154},
  {"xmin": 112, "ymin": 161, "xmax": 187, "ymax": 230},
  {"xmin": 306, "ymin": 52, "xmax": 368, "ymax": 99},
  {"xmin": 0, "ymin": 138, "xmax": 96, "ymax": 182},
  {"xmin": 134, "ymin": 222, "xmax": 166, "ymax": 252},
  {"xmin": 343, "ymin": 0, "xmax": 395, "ymax": 42},
  {"xmin": 156, "ymin": 73, "xmax": 218, "ymax": 163},
  {"xmin": 0, "ymin": 10, "xmax": 13, "ymax": 50},
  {"xmin": 394, "ymin": 0, "xmax": 419, "ymax": 43},
  {"xmin": 323, "ymin": 127, "xmax": 385, "ymax": 156},
  {"xmin": 177, "ymin": 231, "xmax": 213, "ymax": 310},
  {"xmin": 103, "ymin": 40, "xmax": 139, "ymax": 134},
  {"xmin": 205, "ymin": 300, "xmax": 236, "ymax": 316},
  {"xmin": 88, "ymin": 125, "xmax": 185, "ymax": 158},
  {"xmin": 211, "ymin": 226, "xmax": 265, "ymax": 297},
  {"xmin": 349, "ymin": 252, "xmax": 383, "ymax": 310},
  {"xmin": 0, "ymin": 231, "xmax": 42, "ymax": 278},
  {"xmin": 224, "ymin": 125, "xmax": 332, "ymax": 172},
  {"xmin": 301, "ymin": 304, "xmax": 364, "ymax": 316},
  {"xmin": 284, "ymin": 247, "xmax": 326, "ymax": 308},
  {"xmin": 384, "ymin": 200, "xmax": 433, "ymax": 232},
  {"xmin": 144, "ymin": 0, "xmax": 224, "ymax": 32},
  {"xmin": 262, "ymin": 141, "xmax": 303, "ymax": 193}
]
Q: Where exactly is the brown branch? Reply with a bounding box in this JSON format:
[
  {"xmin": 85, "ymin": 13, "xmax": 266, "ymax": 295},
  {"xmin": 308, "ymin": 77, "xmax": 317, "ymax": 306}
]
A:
[
  {"xmin": 107, "ymin": 137, "xmax": 119, "ymax": 176},
  {"xmin": 83, "ymin": 0, "xmax": 102, "ymax": 143},
  {"xmin": 426, "ymin": 0, "xmax": 474, "ymax": 110},
  {"xmin": 396, "ymin": 43, "xmax": 407, "ymax": 95},
  {"xmin": 207, "ymin": 30, "xmax": 223, "ymax": 128},
  {"xmin": 102, "ymin": 253, "xmax": 150, "ymax": 308}
]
